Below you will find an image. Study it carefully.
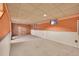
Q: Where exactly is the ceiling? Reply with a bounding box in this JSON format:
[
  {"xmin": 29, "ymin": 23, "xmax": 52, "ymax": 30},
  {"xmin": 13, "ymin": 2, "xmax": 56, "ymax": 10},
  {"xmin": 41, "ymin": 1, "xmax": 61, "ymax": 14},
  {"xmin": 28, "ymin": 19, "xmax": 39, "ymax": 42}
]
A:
[{"xmin": 7, "ymin": 3, "xmax": 79, "ymax": 24}]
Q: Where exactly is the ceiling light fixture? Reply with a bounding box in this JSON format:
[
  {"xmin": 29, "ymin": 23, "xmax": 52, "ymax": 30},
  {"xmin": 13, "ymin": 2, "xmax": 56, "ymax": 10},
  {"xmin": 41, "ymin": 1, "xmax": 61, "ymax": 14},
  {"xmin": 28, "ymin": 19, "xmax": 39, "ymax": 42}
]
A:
[
  {"xmin": 50, "ymin": 19, "xmax": 58, "ymax": 25},
  {"xmin": 43, "ymin": 14, "xmax": 47, "ymax": 17}
]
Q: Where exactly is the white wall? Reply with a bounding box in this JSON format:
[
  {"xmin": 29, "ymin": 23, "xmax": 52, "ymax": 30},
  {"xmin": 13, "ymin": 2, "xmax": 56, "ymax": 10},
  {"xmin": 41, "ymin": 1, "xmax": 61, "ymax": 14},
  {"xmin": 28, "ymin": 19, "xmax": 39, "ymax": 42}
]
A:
[
  {"xmin": 77, "ymin": 20, "xmax": 79, "ymax": 48},
  {"xmin": 0, "ymin": 32, "xmax": 11, "ymax": 56},
  {"xmin": 31, "ymin": 30, "xmax": 78, "ymax": 48}
]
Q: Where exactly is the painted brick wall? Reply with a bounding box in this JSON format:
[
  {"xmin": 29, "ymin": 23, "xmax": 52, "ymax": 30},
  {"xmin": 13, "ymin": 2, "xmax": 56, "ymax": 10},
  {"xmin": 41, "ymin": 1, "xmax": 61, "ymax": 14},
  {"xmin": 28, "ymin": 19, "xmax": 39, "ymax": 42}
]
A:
[
  {"xmin": 32, "ymin": 15, "xmax": 79, "ymax": 32},
  {"xmin": 12, "ymin": 23, "xmax": 31, "ymax": 36}
]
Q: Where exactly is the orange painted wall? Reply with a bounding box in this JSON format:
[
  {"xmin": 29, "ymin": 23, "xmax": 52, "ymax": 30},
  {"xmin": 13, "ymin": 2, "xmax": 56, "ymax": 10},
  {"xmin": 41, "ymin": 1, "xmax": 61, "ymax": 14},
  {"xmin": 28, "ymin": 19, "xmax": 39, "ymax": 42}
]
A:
[
  {"xmin": 0, "ymin": 4, "xmax": 11, "ymax": 39},
  {"xmin": 32, "ymin": 15, "xmax": 79, "ymax": 32},
  {"xmin": 12, "ymin": 23, "xmax": 31, "ymax": 36}
]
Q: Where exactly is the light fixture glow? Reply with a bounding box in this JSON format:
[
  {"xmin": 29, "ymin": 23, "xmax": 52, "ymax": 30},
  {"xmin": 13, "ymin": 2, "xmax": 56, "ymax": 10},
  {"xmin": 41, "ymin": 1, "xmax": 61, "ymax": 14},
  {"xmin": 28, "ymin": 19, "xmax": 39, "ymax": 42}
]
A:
[
  {"xmin": 51, "ymin": 21, "xmax": 55, "ymax": 25},
  {"xmin": 43, "ymin": 14, "xmax": 47, "ymax": 17},
  {"xmin": 50, "ymin": 19, "xmax": 58, "ymax": 25}
]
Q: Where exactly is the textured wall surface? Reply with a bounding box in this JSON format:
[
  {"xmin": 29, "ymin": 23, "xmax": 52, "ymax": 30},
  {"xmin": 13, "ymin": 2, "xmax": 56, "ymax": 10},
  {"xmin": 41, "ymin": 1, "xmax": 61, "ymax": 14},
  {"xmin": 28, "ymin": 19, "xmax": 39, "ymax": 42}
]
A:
[
  {"xmin": 0, "ymin": 33, "xmax": 11, "ymax": 56},
  {"xmin": 0, "ymin": 4, "xmax": 11, "ymax": 56},
  {"xmin": 0, "ymin": 4, "xmax": 11, "ymax": 40},
  {"xmin": 12, "ymin": 23, "xmax": 31, "ymax": 36},
  {"xmin": 31, "ymin": 30, "xmax": 78, "ymax": 48},
  {"xmin": 32, "ymin": 16, "xmax": 79, "ymax": 32}
]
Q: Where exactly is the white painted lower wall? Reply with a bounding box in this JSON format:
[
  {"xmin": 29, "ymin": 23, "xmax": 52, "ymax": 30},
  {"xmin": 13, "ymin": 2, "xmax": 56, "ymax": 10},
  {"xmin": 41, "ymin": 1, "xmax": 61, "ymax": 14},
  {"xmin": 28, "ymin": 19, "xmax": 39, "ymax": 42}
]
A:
[
  {"xmin": 0, "ymin": 32, "xmax": 11, "ymax": 56},
  {"xmin": 31, "ymin": 30, "xmax": 78, "ymax": 48}
]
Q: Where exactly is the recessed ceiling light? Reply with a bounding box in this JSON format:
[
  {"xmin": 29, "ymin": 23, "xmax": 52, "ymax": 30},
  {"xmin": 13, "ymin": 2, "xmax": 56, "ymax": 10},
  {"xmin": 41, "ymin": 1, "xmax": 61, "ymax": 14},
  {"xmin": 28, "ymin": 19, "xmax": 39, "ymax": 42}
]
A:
[{"xmin": 43, "ymin": 14, "xmax": 47, "ymax": 17}]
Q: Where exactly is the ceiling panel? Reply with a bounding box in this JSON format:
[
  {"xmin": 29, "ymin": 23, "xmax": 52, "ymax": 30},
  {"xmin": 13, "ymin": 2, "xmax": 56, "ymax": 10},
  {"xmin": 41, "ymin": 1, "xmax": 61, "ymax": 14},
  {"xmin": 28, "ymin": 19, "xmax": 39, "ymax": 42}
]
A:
[{"xmin": 7, "ymin": 3, "xmax": 79, "ymax": 24}]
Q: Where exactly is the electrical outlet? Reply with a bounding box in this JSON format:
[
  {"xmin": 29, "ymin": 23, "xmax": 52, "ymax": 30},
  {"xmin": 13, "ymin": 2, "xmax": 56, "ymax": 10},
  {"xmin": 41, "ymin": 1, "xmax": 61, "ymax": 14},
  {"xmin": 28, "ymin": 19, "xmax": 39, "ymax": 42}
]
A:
[{"xmin": 75, "ymin": 40, "xmax": 78, "ymax": 43}]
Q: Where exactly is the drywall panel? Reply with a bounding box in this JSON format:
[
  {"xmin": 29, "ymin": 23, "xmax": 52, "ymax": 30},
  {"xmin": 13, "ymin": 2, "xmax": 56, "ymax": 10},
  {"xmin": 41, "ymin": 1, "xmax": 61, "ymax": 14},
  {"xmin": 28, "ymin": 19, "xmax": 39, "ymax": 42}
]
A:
[
  {"xmin": 77, "ymin": 20, "xmax": 79, "ymax": 35},
  {"xmin": 0, "ymin": 32, "xmax": 11, "ymax": 56},
  {"xmin": 31, "ymin": 30, "xmax": 78, "ymax": 48},
  {"xmin": 77, "ymin": 20, "xmax": 79, "ymax": 48}
]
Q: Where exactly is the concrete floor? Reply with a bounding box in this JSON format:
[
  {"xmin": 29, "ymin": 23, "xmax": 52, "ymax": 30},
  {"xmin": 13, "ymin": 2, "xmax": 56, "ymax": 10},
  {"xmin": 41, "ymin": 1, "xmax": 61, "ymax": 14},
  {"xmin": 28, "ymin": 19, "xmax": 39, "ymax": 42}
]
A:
[{"xmin": 10, "ymin": 36, "xmax": 79, "ymax": 56}]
